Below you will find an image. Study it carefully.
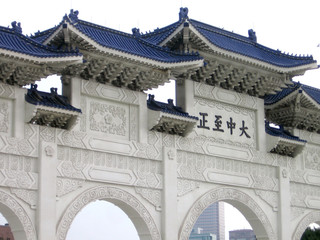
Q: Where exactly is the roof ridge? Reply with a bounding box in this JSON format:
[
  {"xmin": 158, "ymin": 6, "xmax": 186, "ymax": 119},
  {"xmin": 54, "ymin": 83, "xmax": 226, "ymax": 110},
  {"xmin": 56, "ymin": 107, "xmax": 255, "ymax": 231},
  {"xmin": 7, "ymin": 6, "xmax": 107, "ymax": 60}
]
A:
[
  {"xmin": 190, "ymin": 18, "xmax": 251, "ymax": 42},
  {"xmin": 0, "ymin": 25, "xmax": 82, "ymax": 57},
  {"xmin": 75, "ymin": 18, "xmax": 134, "ymax": 37},
  {"xmin": 137, "ymin": 36, "xmax": 202, "ymax": 58},
  {"xmin": 31, "ymin": 26, "xmax": 57, "ymax": 40},
  {"xmin": 141, "ymin": 20, "xmax": 181, "ymax": 37},
  {"xmin": 189, "ymin": 19, "xmax": 314, "ymax": 61},
  {"xmin": 300, "ymin": 81, "xmax": 320, "ymax": 91}
]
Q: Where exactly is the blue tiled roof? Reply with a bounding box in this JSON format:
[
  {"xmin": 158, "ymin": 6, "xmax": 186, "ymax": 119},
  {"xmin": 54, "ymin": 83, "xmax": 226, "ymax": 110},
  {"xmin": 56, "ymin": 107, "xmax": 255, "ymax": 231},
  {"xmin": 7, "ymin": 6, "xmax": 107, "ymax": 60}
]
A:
[
  {"xmin": 141, "ymin": 21, "xmax": 182, "ymax": 45},
  {"xmin": 140, "ymin": 9, "xmax": 316, "ymax": 68},
  {"xmin": 30, "ymin": 11, "xmax": 202, "ymax": 64},
  {"xmin": 0, "ymin": 25, "xmax": 81, "ymax": 58},
  {"xmin": 73, "ymin": 19, "xmax": 202, "ymax": 63},
  {"xmin": 10, "ymin": 9, "xmax": 316, "ymax": 68},
  {"xmin": 147, "ymin": 94, "xmax": 198, "ymax": 120},
  {"xmin": 265, "ymin": 122, "xmax": 306, "ymax": 143},
  {"xmin": 25, "ymin": 84, "xmax": 81, "ymax": 113},
  {"xmin": 188, "ymin": 19, "xmax": 316, "ymax": 68},
  {"xmin": 264, "ymin": 82, "xmax": 320, "ymax": 105},
  {"xmin": 31, "ymin": 27, "xmax": 57, "ymax": 43}
]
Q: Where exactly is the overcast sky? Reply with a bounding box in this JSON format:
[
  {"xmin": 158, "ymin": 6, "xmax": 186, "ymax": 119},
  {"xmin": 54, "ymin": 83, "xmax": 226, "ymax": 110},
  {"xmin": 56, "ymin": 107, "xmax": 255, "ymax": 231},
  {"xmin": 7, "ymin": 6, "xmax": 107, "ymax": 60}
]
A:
[{"xmin": 1, "ymin": 0, "xmax": 320, "ymax": 239}]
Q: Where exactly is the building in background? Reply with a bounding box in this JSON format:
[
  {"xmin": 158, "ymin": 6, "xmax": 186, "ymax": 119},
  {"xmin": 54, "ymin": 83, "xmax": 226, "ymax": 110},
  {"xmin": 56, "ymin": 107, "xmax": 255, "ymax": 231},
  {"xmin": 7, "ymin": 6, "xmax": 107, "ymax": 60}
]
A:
[
  {"xmin": 229, "ymin": 229, "xmax": 255, "ymax": 240},
  {"xmin": 0, "ymin": 224, "xmax": 14, "ymax": 240},
  {"xmin": 189, "ymin": 228, "xmax": 217, "ymax": 240},
  {"xmin": 192, "ymin": 202, "xmax": 225, "ymax": 240}
]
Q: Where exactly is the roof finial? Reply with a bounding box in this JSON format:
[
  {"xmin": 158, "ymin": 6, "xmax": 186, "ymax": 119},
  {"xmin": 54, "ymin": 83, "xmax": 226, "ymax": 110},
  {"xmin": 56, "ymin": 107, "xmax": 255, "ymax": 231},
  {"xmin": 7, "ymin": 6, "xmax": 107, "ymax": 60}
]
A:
[
  {"xmin": 132, "ymin": 28, "xmax": 141, "ymax": 38},
  {"xmin": 179, "ymin": 7, "xmax": 189, "ymax": 21},
  {"xmin": 50, "ymin": 88, "xmax": 58, "ymax": 95},
  {"xmin": 11, "ymin": 21, "xmax": 22, "ymax": 34},
  {"xmin": 248, "ymin": 29, "xmax": 257, "ymax": 42},
  {"xmin": 68, "ymin": 9, "xmax": 79, "ymax": 22},
  {"xmin": 30, "ymin": 84, "xmax": 38, "ymax": 90}
]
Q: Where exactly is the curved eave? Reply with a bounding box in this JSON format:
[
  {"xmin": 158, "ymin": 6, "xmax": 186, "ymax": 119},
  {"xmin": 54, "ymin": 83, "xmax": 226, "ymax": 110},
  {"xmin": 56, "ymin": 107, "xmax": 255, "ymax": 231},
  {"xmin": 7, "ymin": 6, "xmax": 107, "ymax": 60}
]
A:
[
  {"xmin": 268, "ymin": 134, "xmax": 306, "ymax": 144},
  {"xmin": 0, "ymin": 47, "xmax": 83, "ymax": 64},
  {"xmin": 43, "ymin": 23, "xmax": 64, "ymax": 45},
  {"xmin": 51, "ymin": 23, "xmax": 203, "ymax": 69},
  {"xmin": 158, "ymin": 111, "xmax": 198, "ymax": 122},
  {"xmin": 265, "ymin": 87, "xmax": 320, "ymax": 110},
  {"xmin": 32, "ymin": 104, "xmax": 82, "ymax": 115},
  {"xmin": 159, "ymin": 23, "xmax": 184, "ymax": 47},
  {"xmin": 187, "ymin": 24, "xmax": 317, "ymax": 74},
  {"xmin": 264, "ymin": 88, "xmax": 298, "ymax": 109}
]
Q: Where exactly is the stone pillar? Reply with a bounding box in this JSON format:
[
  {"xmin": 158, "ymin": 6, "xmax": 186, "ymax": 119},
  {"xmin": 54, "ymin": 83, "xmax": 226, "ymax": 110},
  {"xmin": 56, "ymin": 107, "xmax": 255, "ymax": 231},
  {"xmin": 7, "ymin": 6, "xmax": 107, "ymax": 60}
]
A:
[
  {"xmin": 13, "ymin": 87, "xmax": 26, "ymax": 138},
  {"xmin": 138, "ymin": 91, "xmax": 148, "ymax": 143},
  {"xmin": 256, "ymin": 98, "xmax": 266, "ymax": 152},
  {"xmin": 37, "ymin": 141, "xmax": 57, "ymax": 240},
  {"xmin": 278, "ymin": 167, "xmax": 290, "ymax": 240},
  {"xmin": 62, "ymin": 75, "xmax": 81, "ymax": 130},
  {"xmin": 176, "ymin": 78, "xmax": 195, "ymax": 116},
  {"xmin": 162, "ymin": 147, "xmax": 178, "ymax": 240}
]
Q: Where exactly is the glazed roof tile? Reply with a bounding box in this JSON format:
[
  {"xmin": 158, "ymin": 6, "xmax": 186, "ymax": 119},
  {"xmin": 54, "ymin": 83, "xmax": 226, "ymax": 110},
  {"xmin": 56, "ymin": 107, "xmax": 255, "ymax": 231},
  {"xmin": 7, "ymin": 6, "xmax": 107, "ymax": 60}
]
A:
[
  {"xmin": 189, "ymin": 19, "xmax": 315, "ymax": 68},
  {"xmin": 265, "ymin": 123, "xmax": 306, "ymax": 143},
  {"xmin": 142, "ymin": 16, "xmax": 316, "ymax": 68},
  {"xmin": 32, "ymin": 27, "xmax": 57, "ymax": 43},
  {"xmin": 31, "ymin": 12, "xmax": 202, "ymax": 64},
  {"xmin": 74, "ymin": 20, "xmax": 202, "ymax": 63},
  {"xmin": 0, "ymin": 25, "xmax": 81, "ymax": 59},
  {"xmin": 264, "ymin": 81, "xmax": 320, "ymax": 105},
  {"xmin": 147, "ymin": 94, "xmax": 198, "ymax": 120},
  {"xmin": 25, "ymin": 84, "xmax": 81, "ymax": 113},
  {"xmin": 141, "ymin": 21, "xmax": 182, "ymax": 45}
]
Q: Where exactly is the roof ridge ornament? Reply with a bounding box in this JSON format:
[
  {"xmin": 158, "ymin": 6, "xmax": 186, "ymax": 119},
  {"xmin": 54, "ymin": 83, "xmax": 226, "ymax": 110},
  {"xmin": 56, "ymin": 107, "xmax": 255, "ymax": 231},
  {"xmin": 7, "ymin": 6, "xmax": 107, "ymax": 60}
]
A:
[
  {"xmin": 248, "ymin": 29, "xmax": 257, "ymax": 42},
  {"xmin": 68, "ymin": 9, "xmax": 79, "ymax": 23},
  {"xmin": 132, "ymin": 28, "xmax": 141, "ymax": 38},
  {"xmin": 179, "ymin": 7, "xmax": 189, "ymax": 21},
  {"xmin": 11, "ymin": 21, "xmax": 22, "ymax": 34}
]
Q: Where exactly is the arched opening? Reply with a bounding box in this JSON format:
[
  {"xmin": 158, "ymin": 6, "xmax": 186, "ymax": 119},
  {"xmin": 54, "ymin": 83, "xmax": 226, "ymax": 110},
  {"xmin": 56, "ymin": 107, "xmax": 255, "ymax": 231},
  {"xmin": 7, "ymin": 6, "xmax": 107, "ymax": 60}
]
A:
[
  {"xmin": 57, "ymin": 186, "xmax": 161, "ymax": 240},
  {"xmin": 180, "ymin": 188, "xmax": 275, "ymax": 240},
  {"xmin": 225, "ymin": 202, "xmax": 253, "ymax": 240},
  {"xmin": 0, "ymin": 213, "xmax": 14, "ymax": 240},
  {"xmin": 0, "ymin": 192, "xmax": 36, "ymax": 240},
  {"xmin": 293, "ymin": 211, "xmax": 320, "ymax": 240},
  {"xmin": 300, "ymin": 223, "xmax": 320, "ymax": 239},
  {"xmin": 66, "ymin": 200, "xmax": 139, "ymax": 240},
  {"xmin": 189, "ymin": 201, "xmax": 256, "ymax": 240}
]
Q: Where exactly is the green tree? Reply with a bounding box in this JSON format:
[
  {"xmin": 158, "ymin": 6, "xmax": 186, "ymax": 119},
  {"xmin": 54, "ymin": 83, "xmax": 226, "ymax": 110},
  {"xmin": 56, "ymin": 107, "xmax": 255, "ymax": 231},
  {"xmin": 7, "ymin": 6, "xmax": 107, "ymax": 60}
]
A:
[{"xmin": 301, "ymin": 227, "xmax": 320, "ymax": 240}]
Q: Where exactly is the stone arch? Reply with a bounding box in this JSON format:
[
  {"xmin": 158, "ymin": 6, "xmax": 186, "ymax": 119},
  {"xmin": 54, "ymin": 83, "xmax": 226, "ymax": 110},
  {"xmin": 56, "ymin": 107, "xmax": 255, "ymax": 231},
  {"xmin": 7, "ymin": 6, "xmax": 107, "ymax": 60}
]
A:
[
  {"xmin": 179, "ymin": 187, "xmax": 276, "ymax": 240},
  {"xmin": 0, "ymin": 190, "xmax": 36, "ymax": 240},
  {"xmin": 293, "ymin": 211, "xmax": 320, "ymax": 240},
  {"xmin": 57, "ymin": 185, "xmax": 161, "ymax": 240}
]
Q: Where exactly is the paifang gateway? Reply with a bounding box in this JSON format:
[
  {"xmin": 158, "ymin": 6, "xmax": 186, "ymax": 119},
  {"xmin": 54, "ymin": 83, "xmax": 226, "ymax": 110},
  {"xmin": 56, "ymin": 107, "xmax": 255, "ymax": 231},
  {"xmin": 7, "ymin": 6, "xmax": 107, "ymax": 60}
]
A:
[{"xmin": 0, "ymin": 7, "xmax": 319, "ymax": 240}]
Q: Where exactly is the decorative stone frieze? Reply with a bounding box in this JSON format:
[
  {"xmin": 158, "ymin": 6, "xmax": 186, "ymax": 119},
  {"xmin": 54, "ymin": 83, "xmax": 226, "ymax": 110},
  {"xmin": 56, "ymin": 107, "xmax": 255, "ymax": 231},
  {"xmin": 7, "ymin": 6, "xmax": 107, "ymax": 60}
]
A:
[
  {"xmin": 57, "ymin": 186, "xmax": 161, "ymax": 240},
  {"xmin": 0, "ymin": 190, "xmax": 36, "ymax": 240}
]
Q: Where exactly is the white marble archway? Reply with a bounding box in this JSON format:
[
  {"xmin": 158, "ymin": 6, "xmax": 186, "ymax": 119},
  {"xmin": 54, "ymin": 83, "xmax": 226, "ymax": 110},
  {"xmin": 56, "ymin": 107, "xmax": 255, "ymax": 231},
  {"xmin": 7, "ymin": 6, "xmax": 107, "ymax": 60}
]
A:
[
  {"xmin": 0, "ymin": 190, "xmax": 36, "ymax": 240},
  {"xmin": 56, "ymin": 185, "xmax": 161, "ymax": 240},
  {"xmin": 293, "ymin": 211, "xmax": 320, "ymax": 240},
  {"xmin": 179, "ymin": 187, "xmax": 276, "ymax": 240}
]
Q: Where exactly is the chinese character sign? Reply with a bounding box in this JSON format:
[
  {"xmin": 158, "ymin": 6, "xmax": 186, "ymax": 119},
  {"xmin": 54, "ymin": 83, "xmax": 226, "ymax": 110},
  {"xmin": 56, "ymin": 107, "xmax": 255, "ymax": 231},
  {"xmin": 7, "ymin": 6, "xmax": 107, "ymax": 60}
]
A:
[{"xmin": 195, "ymin": 100, "xmax": 255, "ymax": 147}]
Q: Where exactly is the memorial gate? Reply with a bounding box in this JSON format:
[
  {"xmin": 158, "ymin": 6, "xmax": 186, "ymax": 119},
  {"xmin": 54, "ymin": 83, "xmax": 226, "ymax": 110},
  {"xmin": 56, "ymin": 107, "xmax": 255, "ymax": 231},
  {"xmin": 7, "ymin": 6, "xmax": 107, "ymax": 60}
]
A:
[{"xmin": 0, "ymin": 8, "xmax": 319, "ymax": 240}]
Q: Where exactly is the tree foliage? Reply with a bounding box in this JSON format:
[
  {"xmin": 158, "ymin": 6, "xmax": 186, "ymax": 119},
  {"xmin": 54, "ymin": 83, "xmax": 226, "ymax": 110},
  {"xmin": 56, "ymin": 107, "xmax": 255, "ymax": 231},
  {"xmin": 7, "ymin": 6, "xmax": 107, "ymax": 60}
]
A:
[{"xmin": 301, "ymin": 227, "xmax": 320, "ymax": 240}]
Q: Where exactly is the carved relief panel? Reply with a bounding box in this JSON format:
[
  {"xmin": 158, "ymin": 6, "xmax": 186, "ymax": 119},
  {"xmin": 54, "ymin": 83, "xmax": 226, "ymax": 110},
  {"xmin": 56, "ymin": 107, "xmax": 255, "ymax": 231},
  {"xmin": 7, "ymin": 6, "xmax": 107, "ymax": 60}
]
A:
[
  {"xmin": 0, "ymin": 99, "xmax": 12, "ymax": 136},
  {"xmin": 80, "ymin": 80, "xmax": 139, "ymax": 141},
  {"xmin": 88, "ymin": 100, "xmax": 129, "ymax": 139}
]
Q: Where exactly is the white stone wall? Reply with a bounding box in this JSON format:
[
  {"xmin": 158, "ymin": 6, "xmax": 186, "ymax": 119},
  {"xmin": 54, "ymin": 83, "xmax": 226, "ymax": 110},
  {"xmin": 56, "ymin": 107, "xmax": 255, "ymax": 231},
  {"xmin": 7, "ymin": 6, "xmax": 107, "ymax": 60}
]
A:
[{"xmin": 0, "ymin": 77, "xmax": 320, "ymax": 240}]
